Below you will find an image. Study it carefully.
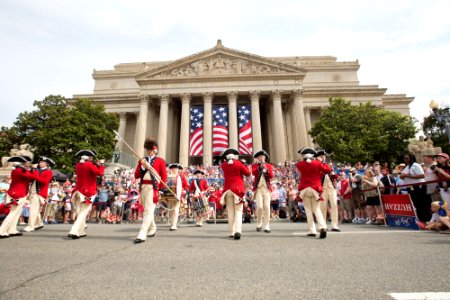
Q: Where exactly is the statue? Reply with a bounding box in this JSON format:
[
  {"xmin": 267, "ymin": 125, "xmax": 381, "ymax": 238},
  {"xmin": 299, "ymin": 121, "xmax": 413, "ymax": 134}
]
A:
[{"xmin": 1, "ymin": 144, "xmax": 35, "ymax": 168}]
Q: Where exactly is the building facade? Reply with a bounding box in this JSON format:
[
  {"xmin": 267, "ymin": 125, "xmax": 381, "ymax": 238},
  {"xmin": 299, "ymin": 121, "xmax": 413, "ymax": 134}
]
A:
[{"xmin": 74, "ymin": 40, "xmax": 413, "ymax": 166}]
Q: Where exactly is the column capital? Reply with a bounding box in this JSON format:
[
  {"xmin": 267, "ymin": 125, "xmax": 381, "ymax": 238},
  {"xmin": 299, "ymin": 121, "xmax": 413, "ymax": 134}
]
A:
[
  {"xmin": 292, "ymin": 89, "xmax": 304, "ymax": 98},
  {"xmin": 227, "ymin": 91, "xmax": 238, "ymax": 101},
  {"xmin": 159, "ymin": 94, "xmax": 170, "ymax": 105},
  {"xmin": 203, "ymin": 92, "xmax": 213, "ymax": 104},
  {"xmin": 304, "ymin": 106, "xmax": 311, "ymax": 113},
  {"xmin": 180, "ymin": 93, "xmax": 191, "ymax": 104},
  {"xmin": 118, "ymin": 112, "xmax": 127, "ymax": 120},
  {"xmin": 271, "ymin": 90, "xmax": 283, "ymax": 101},
  {"xmin": 249, "ymin": 90, "xmax": 260, "ymax": 101},
  {"xmin": 139, "ymin": 94, "xmax": 149, "ymax": 103}
]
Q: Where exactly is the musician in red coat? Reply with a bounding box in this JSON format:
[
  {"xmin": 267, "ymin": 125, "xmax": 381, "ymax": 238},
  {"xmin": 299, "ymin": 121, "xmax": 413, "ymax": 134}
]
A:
[
  {"xmin": 252, "ymin": 150, "xmax": 274, "ymax": 233},
  {"xmin": 134, "ymin": 138, "xmax": 167, "ymax": 244},
  {"xmin": 315, "ymin": 150, "xmax": 341, "ymax": 232},
  {"xmin": 24, "ymin": 156, "xmax": 55, "ymax": 232},
  {"xmin": 68, "ymin": 150, "xmax": 105, "ymax": 239},
  {"xmin": 0, "ymin": 156, "xmax": 35, "ymax": 238},
  {"xmin": 189, "ymin": 169, "xmax": 209, "ymax": 227},
  {"xmin": 165, "ymin": 163, "xmax": 188, "ymax": 231},
  {"xmin": 296, "ymin": 148, "xmax": 331, "ymax": 239},
  {"xmin": 220, "ymin": 148, "xmax": 251, "ymax": 240}
]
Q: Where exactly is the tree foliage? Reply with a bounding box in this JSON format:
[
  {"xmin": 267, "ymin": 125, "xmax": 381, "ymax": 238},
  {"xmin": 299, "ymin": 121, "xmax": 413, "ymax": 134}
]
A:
[
  {"xmin": 309, "ymin": 97, "xmax": 416, "ymax": 164},
  {"xmin": 422, "ymin": 109, "xmax": 450, "ymax": 154},
  {"xmin": 0, "ymin": 95, "xmax": 118, "ymax": 173}
]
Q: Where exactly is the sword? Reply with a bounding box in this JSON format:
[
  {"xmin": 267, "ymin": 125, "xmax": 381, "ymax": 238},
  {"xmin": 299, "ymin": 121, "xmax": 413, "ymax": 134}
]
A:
[{"xmin": 113, "ymin": 130, "xmax": 180, "ymax": 202}]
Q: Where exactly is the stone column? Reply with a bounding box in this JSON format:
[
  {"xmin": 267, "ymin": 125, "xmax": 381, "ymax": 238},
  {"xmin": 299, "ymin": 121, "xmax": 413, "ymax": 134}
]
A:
[
  {"xmin": 283, "ymin": 103, "xmax": 292, "ymax": 160},
  {"xmin": 116, "ymin": 112, "xmax": 127, "ymax": 152},
  {"xmin": 227, "ymin": 91, "xmax": 238, "ymax": 149},
  {"xmin": 250, "ymin": 90, "xmax": 262, "ymax": 153},
  {"xmin": 267, "ymin": 99, "xmax": 275, "ymax": 159},
  {"xmin": 292, "ymin": 89, "xmax": 308, "ymax": 149},
  {"xmin": 288, "ymin": 97, "xmax": 299, "ymax": 157},
  {"xmin": 135, "ymin": 95, "xmax": 149, "ymax": 157},
  {"xmin": 203, "ymin": 92, "xmax": 213, "ymax": 166},
  {"xmin": 304, "ymin": 107, "xmax": 314, "ymax": 147},
  {"xmin": 179, "ymin": 93, "xmax": 191, "ymax": 167},
  {"xmin": 271, "ymin": 90, "xmax": 287, "ymax": 163},
  {"xmin": 157, "ymin": 94, "xmax": 170, "ymax": 159}
]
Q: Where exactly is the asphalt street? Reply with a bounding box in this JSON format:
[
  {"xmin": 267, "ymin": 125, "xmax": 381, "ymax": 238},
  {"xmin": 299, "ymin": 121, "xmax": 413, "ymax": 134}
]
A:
[{"xmin": 0, "ymin": 221, "xmax": 449, "ymax": 300}]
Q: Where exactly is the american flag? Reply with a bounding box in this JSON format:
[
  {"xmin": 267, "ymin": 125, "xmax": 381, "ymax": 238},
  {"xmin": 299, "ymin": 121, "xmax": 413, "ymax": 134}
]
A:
[
  {"xmin": 212, "ymin": 106, "xmax": 229, "ymax": 155},
  {"xmin": 189, "ymin": 106, "xmax": 204, "ymax": 156},
  {"xmin": 238, "ymin": 105, "xmax": 252, "ymax": 155}
]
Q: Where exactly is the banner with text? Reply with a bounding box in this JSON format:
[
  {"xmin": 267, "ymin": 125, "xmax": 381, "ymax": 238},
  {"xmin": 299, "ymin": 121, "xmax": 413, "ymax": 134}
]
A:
[{"xmin": 381, "ymin": 194, "xmax": 419, "ymax": 230}]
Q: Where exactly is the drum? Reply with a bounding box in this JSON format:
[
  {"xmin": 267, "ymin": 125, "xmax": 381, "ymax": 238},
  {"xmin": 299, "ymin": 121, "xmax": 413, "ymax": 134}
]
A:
[
  {"xmin": 192, "ymin": 196, "xmax": 208, "ymax": 213},
  {"xmin": 159, "ymin": 174, "xmax": 178, "ymax": 204}
]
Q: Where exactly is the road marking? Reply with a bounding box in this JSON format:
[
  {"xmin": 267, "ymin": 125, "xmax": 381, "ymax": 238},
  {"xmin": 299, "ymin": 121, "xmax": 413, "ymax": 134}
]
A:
[
  {"xmin": 388, "ymin": 292, "xmax": 450, "ymax": 299},
  {"xmin": 292, "ymin": 230, "xmax": 423, "ymax": 235}
]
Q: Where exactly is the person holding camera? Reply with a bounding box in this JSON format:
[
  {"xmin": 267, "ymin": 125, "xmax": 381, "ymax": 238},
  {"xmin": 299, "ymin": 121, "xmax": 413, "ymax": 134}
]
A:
[{"xmin": 433, "ymin": 153, "xmax": 450, "ymax": 203}]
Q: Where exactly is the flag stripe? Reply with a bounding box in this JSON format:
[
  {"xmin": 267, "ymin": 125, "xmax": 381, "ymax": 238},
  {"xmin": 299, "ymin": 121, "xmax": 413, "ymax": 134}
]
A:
[
  {"xmin": 213, "ymin": 106, "xmax": 229, "ymax": 155},
  {"xmin": 189, "ymin": 106, "xmax": 204, "ymax": 156},
  {"xmin": 238, "ymin": 105, "xmax": 252, "ymax": 155}
]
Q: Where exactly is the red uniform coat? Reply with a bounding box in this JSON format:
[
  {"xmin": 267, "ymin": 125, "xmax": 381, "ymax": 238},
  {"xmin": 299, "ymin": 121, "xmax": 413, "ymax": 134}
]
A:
[
  {"xmin": 31, "ymin": 168, "xmax": 54, "ymax": 198},
  {"xmin": 7, "ymin": 167, "xmax": 35, "ymax": 200},
  {"xmin": 179, "ymin": 174, "xmax": 189, "ymax": 191},
  {"xmin": 189, "ymin": 178, "xmax": 208, "ymax": 194},
  {"xmin": 296, "ymin": 160, "xmax": 331, "ymax": 194},
  {"xmin": 251, "ymin": 163, "xmax": 274, "ymax": 192},
  {"xmin": 134, "ymin": 157, "xmax": 168, "ymax": 189},
  {"xmin": 134, "ymin": 156, "xmax": 167, "ymax": 203},
  {"xmin": 221, "ymin": 160, "xmax": 251, "ymax": 198},
  {"xmin": 0, "ymin": 203, "xmax": 11, "ymax": 215},
  {"xmin": 73, "ymin": 161, "xmax": 105, "ymax": 198}
]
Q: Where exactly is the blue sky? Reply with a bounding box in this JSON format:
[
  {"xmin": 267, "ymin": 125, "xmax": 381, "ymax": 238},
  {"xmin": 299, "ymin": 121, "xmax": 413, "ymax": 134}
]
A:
[{"xmin": 1, "ymin": 0, "xmax": 449, "ymax": 132}]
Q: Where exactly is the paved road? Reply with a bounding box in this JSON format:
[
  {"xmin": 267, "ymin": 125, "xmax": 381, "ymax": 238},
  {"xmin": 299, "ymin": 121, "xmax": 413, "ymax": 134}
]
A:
[{"xmin": 0, "ymin": 222, "xmax": 449, "ymax": 300}]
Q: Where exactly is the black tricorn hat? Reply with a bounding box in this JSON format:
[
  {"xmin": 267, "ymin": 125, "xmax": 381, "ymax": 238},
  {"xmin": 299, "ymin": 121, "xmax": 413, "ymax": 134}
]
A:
[
  {"xmin": 75, "ymin": 149, "xmax": 98, "ymax": 157},
  {"xmin": 38, "ymin": 156, "xmax": 56, "ymax": 166},
  {"xmin": 298, "ymin": 147, "xmax": 317, "ymax": 155},
  {"xmin": 168, "ymin": 163, "xmax": 183, "ymax": 170},
  {"xmin": 253, "ymin": 150, "xmax": 269, "ymax": 159},
  {"xmin": 8, "ymin": 156, "xmax": 31, "ymax": 163},
  {"xmin": 314, "ymin": 149, "xmax": 328, "ymax": 157},
  {"xmin": 221, "ymin": 148, "xmax": 239, "ymax": 158},
  {"xmin": 193, "ymin": 169, "xmax": 205, "ymax": 175}
]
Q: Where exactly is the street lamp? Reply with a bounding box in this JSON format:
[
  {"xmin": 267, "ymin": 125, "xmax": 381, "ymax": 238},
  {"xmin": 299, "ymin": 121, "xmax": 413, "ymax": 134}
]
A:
[{"xmin": 429, "ymin": 100, "xmax": 450, "ymax": 143}]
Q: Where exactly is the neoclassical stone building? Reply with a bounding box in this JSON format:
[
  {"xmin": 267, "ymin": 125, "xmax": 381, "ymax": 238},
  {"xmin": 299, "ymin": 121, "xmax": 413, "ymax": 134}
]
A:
[{"xmin": 74, "ymin": 40, "xmax": 413, "ymax": 166}]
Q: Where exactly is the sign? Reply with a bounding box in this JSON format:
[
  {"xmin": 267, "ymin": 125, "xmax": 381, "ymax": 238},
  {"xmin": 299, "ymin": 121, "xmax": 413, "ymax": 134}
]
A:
[{"xmin": 381, "ymin": 194, "xmax": 419, "ymax": 230}]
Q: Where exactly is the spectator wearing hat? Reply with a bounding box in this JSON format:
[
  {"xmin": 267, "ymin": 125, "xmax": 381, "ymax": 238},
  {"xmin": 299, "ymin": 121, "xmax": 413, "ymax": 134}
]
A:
[
  {"xmin": 0, "ymin": 156, "xmax": 35, "ymax": 238},
  {"xmin": 433, "ymin": 153, "xmax": 450, "ymax": 203},
  {"xmin": 165, "ymin": 163, "xmax": 188, "ymax": 231},
  {"xmin": 68, "ymin": 150, "xmax": 105, "ymax": 239},
  {"xmin": 296, "ymin": 148, "xmax": 330, "ymax": 238},
  {"xmin": 220, "ymin": 148, "xmax": 251, "ymax": 240},
  {"xmin": 134, "ymin": 138, "xmax": 167, "ymax": 244},
  {"xmin": 24, "ymin": 156, "xmax": 55, "ymax": 232},
  {"xmin": 189, "ymin": 169, "xmax": 209, "ymax": 227},
  {"xmin": 400, "ymin": 153, "xmax": 429, "ymax": 222},
  {"xmin": 251, "ymin": 150, "xmax": 274, "ymax": 233}
]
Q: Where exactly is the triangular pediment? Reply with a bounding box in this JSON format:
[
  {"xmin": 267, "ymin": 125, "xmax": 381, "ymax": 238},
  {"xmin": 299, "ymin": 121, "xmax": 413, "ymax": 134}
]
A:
[{"xmin": 136, "ymin": 42, "xmax": 306, "ymax": 82}]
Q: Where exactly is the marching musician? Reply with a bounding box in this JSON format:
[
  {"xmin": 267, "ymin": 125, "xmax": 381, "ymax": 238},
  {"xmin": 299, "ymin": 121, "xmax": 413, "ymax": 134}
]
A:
[
  {"xmin": 220, "ymin": 148, "xmax": 251, "ymax": 240},
  {"xmin": 296, "ymin": 148, "xmax": 331, "ymax": 239},
  {"xmin": 315, "ymin": 150, "xmax": 341, "ymax": 232},
  {"xmin": 0, "ymin": 156, "xmax": 35, "ymax": 238},
  {"xmin": 189, "ymin": 169, "xmax": 208, "ymax": 227},
  {"xmin": 68, "ymin": 150, "xmax": 105, "ymax": 239},
  {"xmin": 251, "ymin": 150, "xmax": 274, "ymax": 233},
  {"xmin": 134, "ymin": 138, "xmax": 167, "ymax": 244},
  {"xmin": 167, "ymin": 163, "xmax": 188, "ymax": 231},
  {"xmin": 23, "ymin": 156, "xmax": 55, "ymax": 232}
]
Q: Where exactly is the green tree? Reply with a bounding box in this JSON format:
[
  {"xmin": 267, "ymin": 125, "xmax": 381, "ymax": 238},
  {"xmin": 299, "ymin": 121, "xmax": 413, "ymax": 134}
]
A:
[
  {"xmin": 422, "ymin": 109, "xmax": 450, "ymax": 154},
  {"xmin": 309, "ymin": 97, "xmax": 416, "ymax": 164},
  {"xmin": 0, "ymin": 95, "xmax": 118, "ymax": 173}
]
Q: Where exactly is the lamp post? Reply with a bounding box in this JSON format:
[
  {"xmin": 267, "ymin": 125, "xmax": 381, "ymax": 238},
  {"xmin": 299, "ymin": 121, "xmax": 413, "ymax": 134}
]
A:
[{"xmin": 429, "ymin": 100, "xmax": 450, "ymax": 143}]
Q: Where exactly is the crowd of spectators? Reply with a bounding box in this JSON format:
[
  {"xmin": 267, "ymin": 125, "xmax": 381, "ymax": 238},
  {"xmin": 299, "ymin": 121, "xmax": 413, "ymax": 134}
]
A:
[{"xmin": 0, "ymin": 152, "xmax": 449, "ymax": 232}]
